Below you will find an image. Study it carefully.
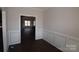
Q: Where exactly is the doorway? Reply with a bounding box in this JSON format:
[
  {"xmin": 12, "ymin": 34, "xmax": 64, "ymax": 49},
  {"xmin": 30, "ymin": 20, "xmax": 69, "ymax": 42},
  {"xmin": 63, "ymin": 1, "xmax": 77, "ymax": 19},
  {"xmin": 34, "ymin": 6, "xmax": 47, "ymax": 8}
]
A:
[
  {"xmin": 21, "ymin": 16, "xmax": 36, "ymax": 44},
  {"xmin": 0, "ymin": 9, "xmax": 3, "ymax": 52}
]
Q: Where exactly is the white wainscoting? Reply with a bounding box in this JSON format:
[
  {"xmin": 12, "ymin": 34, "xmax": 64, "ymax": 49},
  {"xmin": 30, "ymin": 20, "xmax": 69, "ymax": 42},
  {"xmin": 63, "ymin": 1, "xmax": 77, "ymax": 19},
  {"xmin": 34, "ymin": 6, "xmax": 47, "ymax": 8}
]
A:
[
  {"xmin": 8, "ymin": 31, "xmax": 21, "ymax": 45},
  {"xmin": 43, "ymin": 30, "xmax": 79, "ymax": 52},
  {"xmin": 8, "ymin": 30, "xmax": 43, "ymax": 45}
]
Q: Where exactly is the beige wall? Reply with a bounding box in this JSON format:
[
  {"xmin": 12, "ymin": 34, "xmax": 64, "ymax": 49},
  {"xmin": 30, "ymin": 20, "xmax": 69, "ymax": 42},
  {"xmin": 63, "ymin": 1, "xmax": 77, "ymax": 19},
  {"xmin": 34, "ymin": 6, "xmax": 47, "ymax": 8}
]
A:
[
  {"xmin": 44, "ymin": 8, "xmax": 79, "ymax": 37},
  {"xmin": 43, "ymin": 7, "xmax": 79, "ymax": 51},
  {"xmin": 5, "ymin": 7, "xmax": 44, "ymax": 45}
]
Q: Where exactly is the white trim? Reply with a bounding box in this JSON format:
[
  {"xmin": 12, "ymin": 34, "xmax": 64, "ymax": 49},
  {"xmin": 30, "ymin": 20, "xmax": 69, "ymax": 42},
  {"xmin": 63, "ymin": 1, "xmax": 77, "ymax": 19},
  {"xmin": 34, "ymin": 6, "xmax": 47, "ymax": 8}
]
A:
[
  {"xmin": 44, "ymin": 29, "xmax": 79, "ymax": 52},
  {"xmin": 44, "ymin": 29, "xmax": 79, "ymax": 42},
  {"xmin": 2, "ymin": 11, "xmax": 8, "ymax": 52}
]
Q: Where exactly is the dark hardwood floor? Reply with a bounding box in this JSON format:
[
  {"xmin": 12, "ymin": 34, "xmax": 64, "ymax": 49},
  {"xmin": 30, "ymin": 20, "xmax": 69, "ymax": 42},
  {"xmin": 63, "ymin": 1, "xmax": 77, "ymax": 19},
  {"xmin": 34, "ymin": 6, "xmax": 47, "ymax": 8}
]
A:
[{"xmin": 8, "ymin": 39, "xmax": 62, "ymax": 52}]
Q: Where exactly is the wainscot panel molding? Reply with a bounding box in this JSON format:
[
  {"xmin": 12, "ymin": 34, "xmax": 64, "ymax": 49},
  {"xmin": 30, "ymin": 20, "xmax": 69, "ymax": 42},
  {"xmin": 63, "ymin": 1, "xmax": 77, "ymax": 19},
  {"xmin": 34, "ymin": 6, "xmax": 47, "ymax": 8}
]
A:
[{"xmin": 43, "ymin": 29, "xmax": 79, "ymax": 52}]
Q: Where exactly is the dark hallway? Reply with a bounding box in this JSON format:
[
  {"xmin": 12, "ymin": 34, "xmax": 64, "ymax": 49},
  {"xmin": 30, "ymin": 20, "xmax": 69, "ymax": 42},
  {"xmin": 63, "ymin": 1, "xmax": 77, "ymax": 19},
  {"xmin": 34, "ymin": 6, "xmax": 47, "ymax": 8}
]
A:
[{"xmin": 21, "ymin": 16, "xmax": 35, "ymax": 44}]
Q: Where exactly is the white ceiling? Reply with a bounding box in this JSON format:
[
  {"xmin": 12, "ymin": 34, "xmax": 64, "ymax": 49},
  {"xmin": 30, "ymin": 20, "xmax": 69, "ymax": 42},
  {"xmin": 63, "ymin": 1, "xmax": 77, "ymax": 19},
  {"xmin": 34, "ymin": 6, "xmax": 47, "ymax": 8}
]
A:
[
  {"xmin": 35, "ymin": 7, "xmax": 50, "ymax": 11},
  {"xmin": 1, "ymin": 7, "xmax": 50, "ymax": 12}
]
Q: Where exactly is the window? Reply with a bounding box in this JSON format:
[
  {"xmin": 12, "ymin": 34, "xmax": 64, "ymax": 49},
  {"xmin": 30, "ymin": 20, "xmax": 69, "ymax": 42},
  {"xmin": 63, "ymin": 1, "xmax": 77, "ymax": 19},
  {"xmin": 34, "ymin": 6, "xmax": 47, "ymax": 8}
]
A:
[
  {"xmin": 27, "ymin": 21, "xmax": 30, "ymax": 26},
  {"xmin": 25, "ymin": 21, "xmax": 28, "ymax": 26},
  {"xmin": 25, "ymin": 20, "xmax": 30, "ymax": 26}
]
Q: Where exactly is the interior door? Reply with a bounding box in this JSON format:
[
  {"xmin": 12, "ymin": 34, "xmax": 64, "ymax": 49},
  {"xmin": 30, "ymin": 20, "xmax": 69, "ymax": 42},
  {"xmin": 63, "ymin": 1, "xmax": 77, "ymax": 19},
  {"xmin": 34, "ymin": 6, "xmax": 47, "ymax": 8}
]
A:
[
  {"xmin": 21, "ymin": 16, "xmax": 35, "ymax": 44},
  {"xmin": 0, "ymin": 9, "xmax": 3, "ymax": 52}
]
